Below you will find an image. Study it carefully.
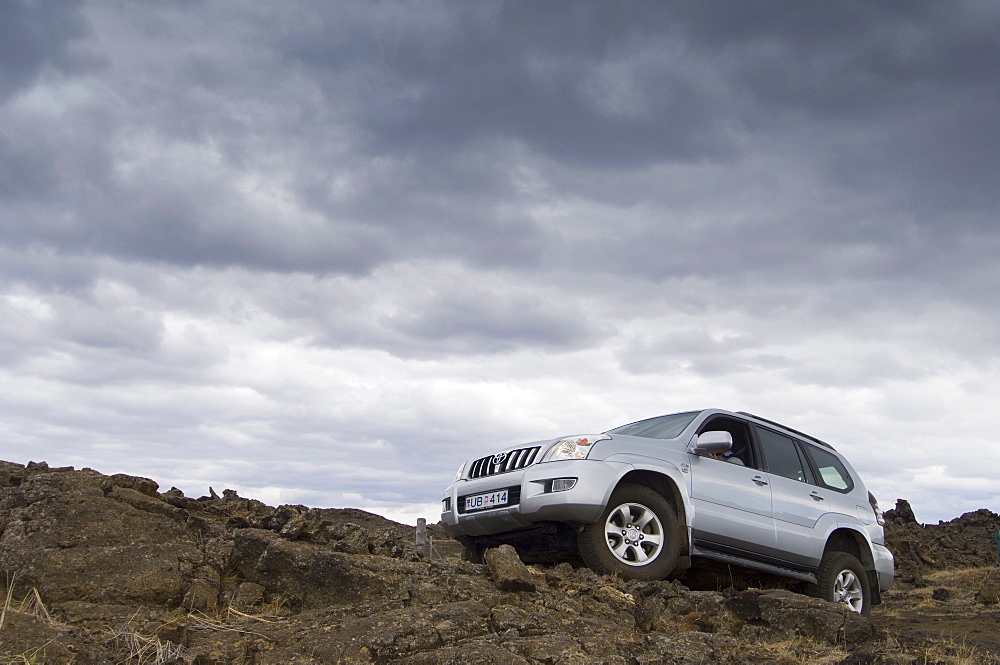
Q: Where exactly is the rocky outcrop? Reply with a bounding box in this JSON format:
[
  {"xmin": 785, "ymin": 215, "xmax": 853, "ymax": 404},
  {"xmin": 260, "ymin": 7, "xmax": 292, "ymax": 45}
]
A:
[
  {"xmin": 884, "ymin": 498, "xmax": 1000, "ymax": 585},
  {"xmin": 1, "ymin": 461, "xmax": 998, "ymax": 664}
]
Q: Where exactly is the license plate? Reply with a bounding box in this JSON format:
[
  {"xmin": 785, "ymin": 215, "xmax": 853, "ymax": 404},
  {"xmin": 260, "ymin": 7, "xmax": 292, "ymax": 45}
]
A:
[{"xmin": 464, "ymin": 489, "xmax": 509, "ymax": 512}]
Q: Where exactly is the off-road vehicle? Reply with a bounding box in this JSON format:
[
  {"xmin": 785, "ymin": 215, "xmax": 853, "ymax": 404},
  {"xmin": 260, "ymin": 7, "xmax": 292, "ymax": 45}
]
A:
[{"xmin": 441, "ymin": 408, "xmax": 893, "ymax": 615}]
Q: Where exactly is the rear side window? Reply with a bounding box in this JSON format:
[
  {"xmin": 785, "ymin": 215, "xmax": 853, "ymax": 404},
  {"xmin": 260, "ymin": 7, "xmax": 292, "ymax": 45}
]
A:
[
  {"xmin": 756, "ymin": 427, "xmax": 811, "ymax": 483},
  {"xmin": 804, "ymin": 445, "xmax": 854, "ymax": 492}
]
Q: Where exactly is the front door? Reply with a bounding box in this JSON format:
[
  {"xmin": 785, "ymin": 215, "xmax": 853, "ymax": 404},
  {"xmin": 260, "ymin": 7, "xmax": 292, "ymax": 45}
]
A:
[{"xmin": 689, "ymin": 417, "xmax": 776, "ymax": 559}]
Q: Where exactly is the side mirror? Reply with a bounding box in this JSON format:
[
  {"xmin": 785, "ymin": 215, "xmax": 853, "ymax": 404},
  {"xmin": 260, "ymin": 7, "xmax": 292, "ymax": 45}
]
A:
[{"xmin": 689, "ymin": 431, "xmax": 733, "ymax": 456}]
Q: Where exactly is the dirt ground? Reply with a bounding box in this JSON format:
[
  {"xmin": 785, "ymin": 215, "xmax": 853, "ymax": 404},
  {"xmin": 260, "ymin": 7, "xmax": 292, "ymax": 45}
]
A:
[{"xmin": 869, "ymin": 567, "xmax": 1000, "ymax": 663}]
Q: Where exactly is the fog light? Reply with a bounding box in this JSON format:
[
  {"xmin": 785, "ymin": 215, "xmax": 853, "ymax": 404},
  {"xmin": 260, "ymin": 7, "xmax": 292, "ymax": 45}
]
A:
[{"xmin": 551, "ymin": 478, "xmax": 577, "ymax": 492}]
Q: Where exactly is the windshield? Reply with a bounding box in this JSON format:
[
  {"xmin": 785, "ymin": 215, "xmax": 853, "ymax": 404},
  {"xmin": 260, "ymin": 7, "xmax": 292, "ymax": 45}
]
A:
[{"xmin": 606, "ymin": 411, "xmax": 699, "ymax": 440}]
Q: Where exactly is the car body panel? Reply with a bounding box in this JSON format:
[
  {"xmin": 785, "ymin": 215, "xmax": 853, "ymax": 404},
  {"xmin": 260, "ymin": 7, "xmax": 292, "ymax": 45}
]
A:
[{"xmin": 599, "ymin": 453, "xmax": 689, "ymax": 509}]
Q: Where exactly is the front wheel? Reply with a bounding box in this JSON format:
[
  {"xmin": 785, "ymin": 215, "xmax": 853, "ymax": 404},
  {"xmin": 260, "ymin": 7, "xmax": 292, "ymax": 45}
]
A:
[
  {"xmin": 578, "ymin": 483, "xmax": 680, "ymax": 581},
  {"xmin": 810, "ymin": 551, "xmax": 871, "ymax": 615}
]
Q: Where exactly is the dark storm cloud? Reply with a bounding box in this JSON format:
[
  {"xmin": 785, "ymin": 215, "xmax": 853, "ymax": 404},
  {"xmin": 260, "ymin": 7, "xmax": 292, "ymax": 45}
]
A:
[
  {"xmin": 672, "ymin": 2, "xmax": 1000, "ymax": 221},
  {"xmin": 0, "ymin": 0, "xmax": 106, "ymax": 204},
  {"xmin": 284, "ymin": 1, "xmax": 735, "ymax": 164},
  {"xmin": 383, "ymin": 285, "xmax": 602, "ymax": 354},
  {"xmin": 2, "ymin": 0, "xmax": 996, "ymax": 287},
  {"xmin": 355, "ymin": 0, "xmax": 998, "ymax": 271},
  {"xmin": 0, "ymin": 0, "xmax": 93, "ymax": 100},
  {"xmin": 247, "ymin": 267, "xmax": 608, "ymax": 358},
  {"xmin": 0, "ymin": 246, "xmax": 99, "ymax": 294},
  {"xmin": 284, "ymin": 1, "xmax": 1000, "ymax": 192}
]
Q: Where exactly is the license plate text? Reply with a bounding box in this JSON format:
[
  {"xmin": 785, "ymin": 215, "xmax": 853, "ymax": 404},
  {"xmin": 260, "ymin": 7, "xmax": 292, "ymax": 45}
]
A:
[{"xmin": 464, "ymin": 489, "xmax": 509, "ymax": 512}]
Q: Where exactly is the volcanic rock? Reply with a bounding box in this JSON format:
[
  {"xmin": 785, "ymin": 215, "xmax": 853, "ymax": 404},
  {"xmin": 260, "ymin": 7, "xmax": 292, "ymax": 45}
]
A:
[{"xmin": 1, "ymin": 461, "xmax": 998, "ymax": 664}]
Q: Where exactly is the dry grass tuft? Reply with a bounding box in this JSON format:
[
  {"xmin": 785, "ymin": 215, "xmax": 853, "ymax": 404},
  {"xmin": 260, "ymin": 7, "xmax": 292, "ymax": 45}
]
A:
[
  {"xmin": 915, "ymin": 637, "xmax": 994, "ymax": 665},
  {"xmin": 875, "ymin": 633, "xmax": 1000, "ymax": 665},
  {"xmin": 105, "ymin": 612, "xmax": 188, "ymax": 665},
  {"xmin": 182, "ymin": 609, "xmax": 269, "ymax": 638},
  {"xmin": 0, "ymin": 580, "xmax": 70, "ymax": 664},
  {"xmin": 747, "ymin": 636, "xmax": 850, "ymax": 665},
  {"xmin": 0, "ymin": 573, "xmax": 15, "ymax": 632},
  {"xmin": 925, "ymin": 566, "xmax": 1000, "ymax": 591},
  {"xmin": 6, "ymin": 640, "xmax": 56, "ymax": 665},
  {"xmin": 878, "ymin": 566, "xmax": 1000, "ymax": 618},
  {"xmin": 0, "ymin": 575, "xmax": 59, "ymax": 631},
  {"xmin": 21, "ymin": 588, "xmax": 53, "ymax": 625}
]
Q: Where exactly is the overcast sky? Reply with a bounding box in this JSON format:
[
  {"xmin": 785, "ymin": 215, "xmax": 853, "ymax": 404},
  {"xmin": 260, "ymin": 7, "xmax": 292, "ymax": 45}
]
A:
[{"xmin": 2, "ymin": 1, "xmax": 997, "ymax": 525}]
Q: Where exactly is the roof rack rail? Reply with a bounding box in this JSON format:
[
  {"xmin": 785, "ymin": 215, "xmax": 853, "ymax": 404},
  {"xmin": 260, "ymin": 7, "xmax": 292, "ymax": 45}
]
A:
[{"xmin": 736, "ymin": 411, "xmax": 835, "ymax": 450}]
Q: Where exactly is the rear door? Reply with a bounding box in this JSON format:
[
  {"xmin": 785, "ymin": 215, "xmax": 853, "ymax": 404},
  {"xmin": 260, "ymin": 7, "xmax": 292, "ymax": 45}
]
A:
[{"xmin": 754, "ymin": 425, "xmax": 829, "ymax": 569}]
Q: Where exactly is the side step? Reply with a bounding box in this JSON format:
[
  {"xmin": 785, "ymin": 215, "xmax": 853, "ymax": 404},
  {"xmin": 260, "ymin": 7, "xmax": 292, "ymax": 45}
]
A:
[{"xmin": 689, "ymin": 545, "xmax": 818, "ymax": 584}]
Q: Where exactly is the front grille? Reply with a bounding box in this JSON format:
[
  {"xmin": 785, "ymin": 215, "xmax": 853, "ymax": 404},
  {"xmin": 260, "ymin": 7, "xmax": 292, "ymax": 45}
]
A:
[
  {"xmin": 458, "ymin": 485, "xmax": 522, "ymax": 514},
  {"xmin": 467, "ymin": 446, "xmax": 541, "ymax": 479}
]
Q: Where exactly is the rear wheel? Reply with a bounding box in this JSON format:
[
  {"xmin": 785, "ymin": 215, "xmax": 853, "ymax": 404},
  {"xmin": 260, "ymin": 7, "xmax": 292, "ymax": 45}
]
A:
[
  {"xmin": 811, "ymin": 551, "xmax": 871, "ymax": 615},
  {"xmin": 578, "ymin": 483, "xmax": 679, "ymax": 580}
]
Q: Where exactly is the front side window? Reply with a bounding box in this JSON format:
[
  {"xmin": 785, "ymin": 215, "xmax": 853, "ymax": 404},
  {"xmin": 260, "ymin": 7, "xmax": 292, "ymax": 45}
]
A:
[
  {"xmin": 607, "ymin": 411, "xmax": 699, "ymax": 440},
  {"xmin": 805, "ymin": 445, "xmax": 853, "ymax": 492},
  {"xmin": 697, "ymin": 417, "xmax": 758, "ymax": 469},
  {"xmin": 756, "ymin": 427, "xmax": 810, "ymax": 482}
]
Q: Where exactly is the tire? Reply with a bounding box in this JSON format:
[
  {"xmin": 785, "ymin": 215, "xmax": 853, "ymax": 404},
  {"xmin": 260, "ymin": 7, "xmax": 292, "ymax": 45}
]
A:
[
  {"xmin": 461, "ymin": 542, "xmax": 485, "ymax": 564},
  {"xmin": 578, "ymin": 483, "xmax": 680, "ymax": 581},
  {"xmin": 810, "ymin": 551, "xmax": 871, "ymax": 616}
]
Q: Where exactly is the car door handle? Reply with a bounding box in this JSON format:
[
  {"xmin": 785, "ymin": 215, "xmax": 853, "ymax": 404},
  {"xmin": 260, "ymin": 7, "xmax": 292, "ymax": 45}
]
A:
[
  {"xmin": 810, "ymin": 492, "xmax": 825, "ymax": 501},
  {"xmin": 752, "ymin": 476, "xmax": 769, "ymax": 486}
]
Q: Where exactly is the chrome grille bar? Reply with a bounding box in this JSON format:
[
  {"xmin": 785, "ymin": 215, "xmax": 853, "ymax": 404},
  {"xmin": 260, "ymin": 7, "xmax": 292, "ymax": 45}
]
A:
[{"xmin": 467, "ymin": 446, "xmax": 541, "ymax": 479}]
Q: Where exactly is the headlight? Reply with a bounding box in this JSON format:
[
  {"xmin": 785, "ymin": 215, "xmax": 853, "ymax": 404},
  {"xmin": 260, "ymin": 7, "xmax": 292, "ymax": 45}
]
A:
[
  {"xmin": 454, "ymin": 462, "xmax": 467, "ymax": 482},
  {"xmin": 540, "ymin": 434, "xmax": 610, "ymax": 462}
]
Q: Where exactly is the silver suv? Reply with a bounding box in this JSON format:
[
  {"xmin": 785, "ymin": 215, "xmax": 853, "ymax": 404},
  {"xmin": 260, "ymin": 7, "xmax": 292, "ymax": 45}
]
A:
[{"xmin": 442, "ymin": 408, "xmax": 893, "ymax": 615}]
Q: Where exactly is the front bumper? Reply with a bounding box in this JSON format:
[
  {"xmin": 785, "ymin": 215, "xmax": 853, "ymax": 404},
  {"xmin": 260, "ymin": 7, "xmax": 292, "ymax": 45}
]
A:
[{"xmin": 441, "ymin": 459, "xmax": 630, "ymax": 538}]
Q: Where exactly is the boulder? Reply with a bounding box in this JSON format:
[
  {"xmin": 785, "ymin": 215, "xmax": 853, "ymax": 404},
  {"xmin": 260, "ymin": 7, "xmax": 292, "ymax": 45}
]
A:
[
  {"xmin": 0, "ymin": 464, "xmax": 201, "ymax": 607},
  {"xmin": 230, "ymin": 528, "xmax": 424, "ymax": 611},
  {"xmin": 728, "ymin": 589, "xmax": 873, "ymax": 646},
  {"xmin": 484, "ymin": 544, "xmax": 537, "ymax": 592}
]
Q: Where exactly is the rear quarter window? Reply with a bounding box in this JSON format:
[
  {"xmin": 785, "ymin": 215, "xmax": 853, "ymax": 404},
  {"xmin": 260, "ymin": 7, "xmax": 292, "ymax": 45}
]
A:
[{"xmin": 805, "ymin": 445, "xmax": 854, "ymax": 492}]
